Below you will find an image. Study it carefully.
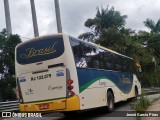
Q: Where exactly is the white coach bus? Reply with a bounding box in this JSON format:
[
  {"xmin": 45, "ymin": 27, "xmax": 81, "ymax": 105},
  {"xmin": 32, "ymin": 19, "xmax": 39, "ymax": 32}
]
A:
[{"xmin": 15, "ymin": 33, "xmax": 141, "ymax": 114}]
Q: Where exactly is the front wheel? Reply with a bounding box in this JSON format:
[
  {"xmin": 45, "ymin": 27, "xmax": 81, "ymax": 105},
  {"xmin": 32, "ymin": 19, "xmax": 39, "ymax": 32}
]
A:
[
  {"xmin": 107, "ymin": 91, "xmax": 114, "ymax": 112},
  {"xmin": 134, "ymin": 87, "xmax": 138, "ymax": 99}
]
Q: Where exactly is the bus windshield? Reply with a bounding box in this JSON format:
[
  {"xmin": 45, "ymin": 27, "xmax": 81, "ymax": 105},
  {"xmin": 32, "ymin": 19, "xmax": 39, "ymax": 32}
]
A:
[{"xmin": 16, "ymin": 35, "xmax": 64, "ymax": 64}]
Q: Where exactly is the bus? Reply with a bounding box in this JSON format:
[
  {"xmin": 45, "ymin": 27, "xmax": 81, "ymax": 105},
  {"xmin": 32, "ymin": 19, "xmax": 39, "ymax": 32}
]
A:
[{"xmin": 15, "ymin": 33, "xmax": 141, "ymax": 114}]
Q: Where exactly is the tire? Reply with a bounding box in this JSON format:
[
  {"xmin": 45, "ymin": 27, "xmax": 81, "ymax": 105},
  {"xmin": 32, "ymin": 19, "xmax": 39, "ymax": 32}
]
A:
[
  {"xmin": 134, "ymin": 87, "xmax": 138, "ymax": 100},
  {"xmin": 129, "ymin": 87, "xmax": 138, "ymax": 102},
  {"xmin": 107, "ymin": 91, "xmax": 114, "ymax": 112}
]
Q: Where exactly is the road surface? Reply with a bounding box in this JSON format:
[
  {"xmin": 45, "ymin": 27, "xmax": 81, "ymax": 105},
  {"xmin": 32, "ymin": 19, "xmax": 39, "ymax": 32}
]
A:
[{"xmin": 2, "ymin": 94, "xmax": 160, "ymax": 120}]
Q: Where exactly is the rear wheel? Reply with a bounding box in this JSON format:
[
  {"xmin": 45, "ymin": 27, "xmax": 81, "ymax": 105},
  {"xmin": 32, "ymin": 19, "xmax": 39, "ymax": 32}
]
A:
[{"xmin": 107, "ymin": 91, "xmax": 114, "ymax": 112}]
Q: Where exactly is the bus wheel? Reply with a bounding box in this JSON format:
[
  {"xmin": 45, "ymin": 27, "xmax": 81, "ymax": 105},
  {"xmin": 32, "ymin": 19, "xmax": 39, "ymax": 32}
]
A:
[{"xmin": 107, "ymin": 91, "xmax": 114, "ymax": 112}]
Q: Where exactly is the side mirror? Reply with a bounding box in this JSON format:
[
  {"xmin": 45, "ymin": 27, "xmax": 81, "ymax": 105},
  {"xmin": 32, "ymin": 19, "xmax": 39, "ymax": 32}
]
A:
[
  {"xmin": 138, "ymin": 66, "xmax": 142, "ymax": 72},
  {"xmin": 136, "ymin": 63, "xmax": 142, "ymax": 73}
]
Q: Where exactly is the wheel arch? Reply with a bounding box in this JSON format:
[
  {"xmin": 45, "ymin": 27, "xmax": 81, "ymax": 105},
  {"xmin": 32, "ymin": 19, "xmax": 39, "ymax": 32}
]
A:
[{"xmin": 135, "ymin": 85, "xmax": 138, "ymax": 94}]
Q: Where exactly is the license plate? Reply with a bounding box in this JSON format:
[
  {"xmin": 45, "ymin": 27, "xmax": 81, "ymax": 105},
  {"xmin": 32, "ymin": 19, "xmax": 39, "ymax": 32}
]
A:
[{"xmin": 39, "ymin": 103, "xmax": 50, "ymax": 110}]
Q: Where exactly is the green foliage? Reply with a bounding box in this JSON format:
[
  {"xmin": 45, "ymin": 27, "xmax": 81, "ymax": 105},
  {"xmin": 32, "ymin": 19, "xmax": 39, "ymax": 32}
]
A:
[
  {"xmin": 0, "ymin": 29, "xmax": 21, "ymax": 76},
  {"xmin": 0, "ymin": 29, "xmax": 21, "ymax": 101},
  {"xmin": 78, "ymin": 32, "xmax": 95, "ymax": 42},
  {"xmin": 0, "ymin": 77, "xmax": 17, "ymax": 101},
  {"xmin": 97, "ymin": 27, "xmax": 134, "ymax": 55},
  {"xmin": 79, "ymin": 6, "xmax": 127, "ymax": 40},
  {"xmin": 130, "ymin": 94, "xmax": 150, "ymax": 120},
  {"xmin": 131, "ymin": 93, "xmax": 150, "ymax": 111},
  {"xmin": 144, "ymin": 18, "xmax": 160, "ymax": 34},
  {"xmin": 80, "ymin": 6, "xmax": 160, "ymax": 88},
  {"xmin": 148, "ymin": 35, "xmax": 160, "ymax": 60}
]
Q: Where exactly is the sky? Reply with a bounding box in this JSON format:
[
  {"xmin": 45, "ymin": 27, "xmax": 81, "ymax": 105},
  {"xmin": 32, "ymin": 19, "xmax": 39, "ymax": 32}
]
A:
[{"xmin": 0, "ymin": 0, "xmax": 160, "ymax": 41}]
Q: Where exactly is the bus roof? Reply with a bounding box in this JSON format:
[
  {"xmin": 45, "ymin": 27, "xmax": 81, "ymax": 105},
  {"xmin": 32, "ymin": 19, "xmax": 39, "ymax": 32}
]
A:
[
  {"xmin": 16, "ymin": 33, "xmax": 63, "ymax": 48},
  {"xmin": 91, "ymin": 43, "xmax": 133, "ymax": 60},
  {"xmin": 17, "ymin": 33, "xmax": 133, "ymax": 60}
]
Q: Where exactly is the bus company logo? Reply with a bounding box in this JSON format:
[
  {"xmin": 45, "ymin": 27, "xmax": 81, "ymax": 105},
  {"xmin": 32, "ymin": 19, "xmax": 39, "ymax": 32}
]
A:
[
  {"xmin": 56, "ymin": 70, "xmax": 64, "ymax": 77},
  {"xmin": 25, "ymin": 89, "xmax": 34, "ymax": 95},
  {"xmin": 20, "ymin": 42, "xmax": 57, "ymax": 59},
  {"xmin": 2, "ymin": 112, "xmax": 11, "ymax": 117},
  {"xmin": 122, "ymin": 77, "xmax": 131, "ymax": 83},
  {"xmin": 48, "ymin": 85, "xmax": 62, "ymax": 91},
  {"xmin": 19, "ymin": 76, "xmax": 26, "ymax": 83}
]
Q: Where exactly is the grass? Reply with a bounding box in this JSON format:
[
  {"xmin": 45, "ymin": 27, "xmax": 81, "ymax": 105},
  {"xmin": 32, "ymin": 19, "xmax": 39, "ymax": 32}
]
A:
[
  {"xmin": 130, "ymin": 93, "xmax": 151, "ymax": 120},
  {"xmin": 130, "ymin": 93, "xmax": 150, "ymax": 111},
  {"xmin": 130, "ymin": 93, "xmax": 160, "ymax": 120}
]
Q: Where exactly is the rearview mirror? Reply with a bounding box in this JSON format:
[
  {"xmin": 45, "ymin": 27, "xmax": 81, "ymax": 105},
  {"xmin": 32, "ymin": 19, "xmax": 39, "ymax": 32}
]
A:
[{"xmin": 136, "ymin": 63, "xmax": 142, "ymax": 73}]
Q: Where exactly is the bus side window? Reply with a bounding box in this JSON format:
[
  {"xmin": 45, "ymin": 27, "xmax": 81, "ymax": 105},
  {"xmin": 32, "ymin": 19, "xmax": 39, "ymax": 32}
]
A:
[
  {"xmin": 98, "ymin": 48, "xmax": 105, "ymax": 69},
  {"xmin": 82, "ymin": 44, "xmax": 100, "ymax": 69},
  {"xmin": 105, "ymin": 62, "xmax": 111, "ymax": 69},
  {"xmin": 70, "ymin": 39, "xmax": 87, "ymax": 68},
  {"xmin": 81, "ymin": 43, "xmax": 93, "ymax": 68},
  {"xmin": 93, "ymin": 60, "xmax": 99, "ymax": 69},
  {"xmin": 103, "ymin": 51, "xmax": 113, "ymax": 70},
  {"xmin": 123, "ymin": 65, "xmax": 127, "ymax": 72},
  {"xmin": 115, "ymin": 64, "xmax": 120, "ymax": 71}
]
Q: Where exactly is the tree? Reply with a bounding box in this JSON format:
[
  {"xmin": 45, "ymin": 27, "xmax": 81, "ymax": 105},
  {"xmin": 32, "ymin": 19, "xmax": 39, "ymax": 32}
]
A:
[
  {"xmin": 79, "ymin": 6, "xmax": 160, "ymax": 87},
  {"xmin": 0, "ymin": 29, "xmax": 21, "ymax": 76},
  {"xmin": 144, "ymin": 18, "xmax": 160, "ymax": 34},
  {"xmin": 97, "ymin": 27, "xmax": 137, "ymax": 54},
  {"xmin": 79, "ymin": 6, "xmax": 127, "ymax": 41},
  {"xmin": 147, "ymin": 35, "xmax": 160, "ymax": 63},
  {"xmin": 0, "ymin": 29, "xmax": 21, "ymax": 101}
]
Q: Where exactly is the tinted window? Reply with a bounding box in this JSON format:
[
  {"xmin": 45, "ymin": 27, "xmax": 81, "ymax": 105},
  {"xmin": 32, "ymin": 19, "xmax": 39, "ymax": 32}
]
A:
[
  {"xmin": 16, "ymin": 36, "xmax": 64, "ymax": 64},
  {"xmin": 70, "ymin": 38, "xmax": 87, "ymax": 68},
  {"xmin": 82, "ymin": 43, "xmax": 100, "ymax": 69},
  {"xmin": 70, "ymin": 37, "xmax": 136, "ymax": 73}
]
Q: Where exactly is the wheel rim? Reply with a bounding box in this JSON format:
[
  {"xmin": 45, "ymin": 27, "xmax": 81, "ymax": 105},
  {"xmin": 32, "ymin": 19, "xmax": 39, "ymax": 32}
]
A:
[{"xmin": 108, "ymin": 92, "xmax": 113, "ymax": 110}]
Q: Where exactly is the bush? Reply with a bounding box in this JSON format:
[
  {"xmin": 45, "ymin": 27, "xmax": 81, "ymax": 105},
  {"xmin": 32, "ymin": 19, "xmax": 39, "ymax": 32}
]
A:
[
  {"xmin": 131, "ymin": 94, "xmax": 150, "ymax": 111},
  {"xmin": 0, "ymin": 77, "xmax": 17, "ymax": 101}
]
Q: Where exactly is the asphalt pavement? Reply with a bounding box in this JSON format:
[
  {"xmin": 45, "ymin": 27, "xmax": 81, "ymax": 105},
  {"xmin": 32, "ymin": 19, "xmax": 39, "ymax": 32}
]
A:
[{"xmin": 1, "ymin": 88, "xmax": 160, "ymax": 120}]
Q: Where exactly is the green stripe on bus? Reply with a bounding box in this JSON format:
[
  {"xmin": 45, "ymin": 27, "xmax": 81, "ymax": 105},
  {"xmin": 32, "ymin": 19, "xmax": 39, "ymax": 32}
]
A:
[
  {"xmin": 79, "ymin": 77, "xmax": 110, "ymax": 93},
  {"xmin": 79, "ymin": 77, "xmax": 131, "ymax": 94}
]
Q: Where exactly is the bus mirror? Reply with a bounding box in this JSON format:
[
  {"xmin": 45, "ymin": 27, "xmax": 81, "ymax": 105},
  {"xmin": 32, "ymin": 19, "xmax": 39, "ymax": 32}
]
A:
[
  {"xmin": 138, "ymin": 66, "xmax": 142, "ymax": 73},
  {"xmin": 136, "ymin": 63, "xmax": 142, "ymax": 73}
]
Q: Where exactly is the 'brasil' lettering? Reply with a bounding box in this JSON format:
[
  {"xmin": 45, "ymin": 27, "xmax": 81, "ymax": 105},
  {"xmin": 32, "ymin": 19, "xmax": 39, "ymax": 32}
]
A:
[{"xmin": 20, "ymin": 42, "xmax": 57, "ymax": 58}]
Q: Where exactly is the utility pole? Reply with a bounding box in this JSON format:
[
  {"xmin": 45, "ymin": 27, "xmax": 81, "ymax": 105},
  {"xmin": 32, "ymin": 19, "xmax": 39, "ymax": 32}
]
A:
[
  {"xmin": 3, "ymin": 0, "xmax": 12, "ymax": 36},
  {"xmin": 54, "ymin": 0, "xmax": 62, "ymax": 33},
  {"xmin": 30, "ymin": 0, "xmax": 39, "ymax": 37}
]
